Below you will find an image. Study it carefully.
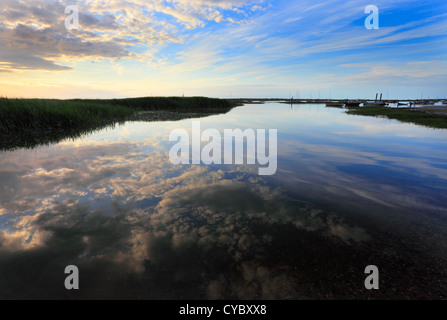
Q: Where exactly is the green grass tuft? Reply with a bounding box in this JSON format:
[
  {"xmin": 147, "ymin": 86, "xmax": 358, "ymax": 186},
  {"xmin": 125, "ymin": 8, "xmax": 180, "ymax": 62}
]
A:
[{"xmin": 346, "ymin": 106, "xmax": 447, "ymax": 129}]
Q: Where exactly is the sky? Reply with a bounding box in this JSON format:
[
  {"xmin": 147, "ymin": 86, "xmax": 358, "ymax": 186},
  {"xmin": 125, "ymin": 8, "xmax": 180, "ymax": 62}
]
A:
[{"xmin": 0, "ymin": 0, "xmax": 446, "ymax": 99}]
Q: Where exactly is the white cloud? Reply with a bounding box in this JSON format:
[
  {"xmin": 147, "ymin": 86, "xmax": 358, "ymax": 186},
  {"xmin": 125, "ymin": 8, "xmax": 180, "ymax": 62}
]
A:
[{"xmin": 0, "ymin": 0, "xmax": 264, "ymax": 72}]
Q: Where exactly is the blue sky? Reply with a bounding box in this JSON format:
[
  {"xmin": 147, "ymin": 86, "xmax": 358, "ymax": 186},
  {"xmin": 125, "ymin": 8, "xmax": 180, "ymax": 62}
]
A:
[{"xmin": 0, "ymin": 0, "xmax": 446, "ymax": 99}]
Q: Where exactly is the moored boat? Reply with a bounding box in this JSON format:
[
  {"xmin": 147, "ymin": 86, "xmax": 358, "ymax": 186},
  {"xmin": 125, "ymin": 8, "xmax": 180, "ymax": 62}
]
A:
[
  {"xmin": 325, "ymin": 102, "xmax": 344, "ymax": 108},
  {"xmin": 344, "ymin": 101, "xmax": 361, "ymax": 108},
  {"xmin": 363, "ymin": 101, "xmax": 387, "ymax": 107}
]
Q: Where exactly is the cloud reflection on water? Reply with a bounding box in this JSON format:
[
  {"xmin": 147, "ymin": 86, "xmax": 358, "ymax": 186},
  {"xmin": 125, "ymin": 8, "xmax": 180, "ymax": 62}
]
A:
[
  {"xmin": 0, "ymin": 137, "xmax": 375, "ymax": 298},
  {"xmin": 1, "ymin": 104, "xmax": 447, "ymax": 299}
]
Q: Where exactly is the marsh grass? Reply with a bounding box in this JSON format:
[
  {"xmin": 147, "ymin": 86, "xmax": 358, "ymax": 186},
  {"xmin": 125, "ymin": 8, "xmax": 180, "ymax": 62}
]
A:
[
  {"xmin": 76, "ymin": 96, "xmax": 238, "ymax": 111},
  {"xmin": 346, "ymin": 106, "xmax": 447, "ymax": 129},
  {"xmin": 0, "ymin": 96, "xmax": 236, "ymax": 150},
  {"xmin": 0, "ymin": 98, "xmax": 133, "ymax": 132}
]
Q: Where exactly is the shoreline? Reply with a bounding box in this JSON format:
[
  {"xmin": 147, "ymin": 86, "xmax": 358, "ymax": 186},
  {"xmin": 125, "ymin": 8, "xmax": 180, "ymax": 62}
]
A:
[
  {"xmin": 345, "ymin": 105, "xmax": 447, "ymax": 129},
  {"xmin": 0, "ymin": 97, "xmax": 238, "ymax": 151},
  {"xmin": 2, "ymin": 98, "xmax": 447, "ymax": 150},
  {"xmin": 411, "ymin": 105, "xmax": 447, "ymax": 116}
]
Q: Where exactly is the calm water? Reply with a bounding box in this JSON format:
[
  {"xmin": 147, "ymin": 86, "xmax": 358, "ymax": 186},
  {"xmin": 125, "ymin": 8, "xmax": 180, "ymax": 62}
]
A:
[{"xmin": 1, "ymin": 103, "xmax": 447, "ymax": 299}]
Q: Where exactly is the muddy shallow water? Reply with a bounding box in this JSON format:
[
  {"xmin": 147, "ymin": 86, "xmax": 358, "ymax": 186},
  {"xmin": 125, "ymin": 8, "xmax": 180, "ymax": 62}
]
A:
[{"xmin": 1, "ymin": 103, "xmax": 446, "ymax": 299}]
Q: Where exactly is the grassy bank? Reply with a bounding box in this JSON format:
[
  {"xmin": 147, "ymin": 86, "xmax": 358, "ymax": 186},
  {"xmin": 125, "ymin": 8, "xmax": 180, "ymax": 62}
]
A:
[
  {"xmin": 0, "ymin": 98, "xmax": 133, "ymax": 132},
  {"xmin": 74, "ymin": 96, "xmax": 238, "ymax": 111},
  {"xmin": 346, "ymin": 106, "xmax": 447, "ymax": 129},
  {"xmin": 0, "ymin": 97, "xmax": 237, "ymax": 150}
]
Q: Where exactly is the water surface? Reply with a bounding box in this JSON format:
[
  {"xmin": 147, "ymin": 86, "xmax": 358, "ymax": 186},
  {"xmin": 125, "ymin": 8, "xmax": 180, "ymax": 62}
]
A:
[{"xmin": 1, "ymin": 103, "xmax": 446, "ymax": 299}]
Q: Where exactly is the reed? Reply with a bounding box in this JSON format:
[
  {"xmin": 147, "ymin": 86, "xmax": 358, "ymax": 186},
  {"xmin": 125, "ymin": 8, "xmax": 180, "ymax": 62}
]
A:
[
  {"xmin": 0, "ymin": 96, "xmax": 237, "ymax": 150},
  {"xmin": 346, "ymin": 106, "xmax": 447, "ymax": 129}
]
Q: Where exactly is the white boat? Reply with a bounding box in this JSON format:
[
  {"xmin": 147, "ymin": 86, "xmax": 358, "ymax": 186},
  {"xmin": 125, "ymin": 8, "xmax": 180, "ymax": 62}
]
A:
[{"xmin": 363, "ymin": 101, "xmax": 386, "ymax": 107}]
